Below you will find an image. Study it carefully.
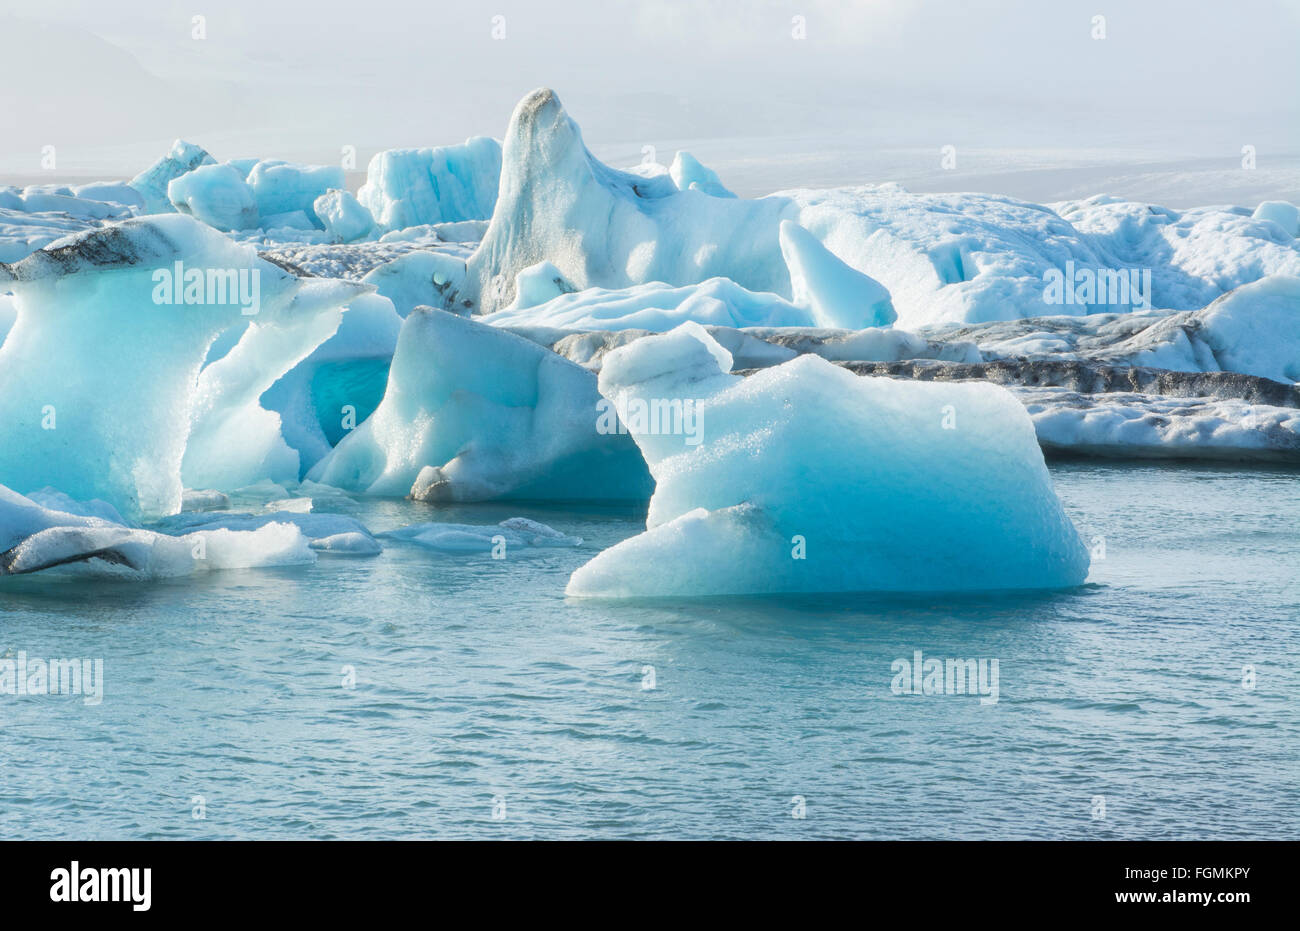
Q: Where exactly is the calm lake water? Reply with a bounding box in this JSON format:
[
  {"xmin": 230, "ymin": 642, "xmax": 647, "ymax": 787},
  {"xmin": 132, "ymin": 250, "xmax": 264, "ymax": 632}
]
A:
[{"xmin": 2, "ymin": 462, "xmax": 1297, "ymax": 839}]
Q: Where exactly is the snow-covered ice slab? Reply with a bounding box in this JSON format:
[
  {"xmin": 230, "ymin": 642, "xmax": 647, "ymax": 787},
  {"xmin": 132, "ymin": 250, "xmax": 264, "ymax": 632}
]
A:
[
  {"xmin": 1052, "ymin": 196, "xmax": 1300, "ymax": 311},
  {"xmin": 926, "ymin": 275, "xmax": 1300, "ymax": 383},
  {"xmin": 0, "ymin": 215, "xmax": 368, "ymax": 520},
  {"xmin": 308, "ymin": 308, "xmax": 652, "ymax": 502},
  {"xmin": 566, "ymin": 323, "xmax": 1090, "ymax": 598},
  {"xmin": 1019, "ymin": 388, "xmax": 1300, "ymax": 462}
]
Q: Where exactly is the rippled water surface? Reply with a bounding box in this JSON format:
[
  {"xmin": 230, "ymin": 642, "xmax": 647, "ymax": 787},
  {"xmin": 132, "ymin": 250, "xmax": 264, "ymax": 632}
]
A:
[{"xmin": 2, "ymin": 462, "xmax": 1297, "ymax": 839}]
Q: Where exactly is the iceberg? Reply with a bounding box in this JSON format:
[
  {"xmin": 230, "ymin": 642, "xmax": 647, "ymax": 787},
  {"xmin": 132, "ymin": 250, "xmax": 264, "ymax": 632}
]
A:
[
  {"xmin": 566, "ymin": 323, "xmax": 1089, "ymax": 597},
  {"xmin": 308, "ymin": 307, "xmax": 652, "ymax": 502},
  {"xmin": 1192, "ymin": 276, "xmax": 1300, "ymax": 384},
  {"xmin": 314, "ymin": 189, "xmax": 375, "ymax": 244},
  {"xmin": 0, "ymin": 204, "xmax": 110, "ymax": 263},
  {"xmin": 245, "ymin": 160, "xmax": 345, "ymax": 227},
  {"xmin": 357, "ymin": 137, "xmax": 502, "ymax": 233},
  {"xmin": 451, "ymin": 89, "xmax": 794, "ymax": 314},
  {"xmin": 0, "ymin": 214, "xmax": 367, "ymax": 520},
  {"xmin": 906, "ymin": 275, "xmax": 1300, "ymax": 385},
  {"xmin": 778, "ymin": 220, "xmax": 896, "ymax": 328},
  {"xmin": 129, "ymin": 139, "xmax": 215, "ymax": 215},
  {"xmin": 167, "ymin": 163, "xmax": 260, "ymax": 231},
  {"xmin": 436, "ymin": 89, "xmax": 1300, "ymax": 328}
]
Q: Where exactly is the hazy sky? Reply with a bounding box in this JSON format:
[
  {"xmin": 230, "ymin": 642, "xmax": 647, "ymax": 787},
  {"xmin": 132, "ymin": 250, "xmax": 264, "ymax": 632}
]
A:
[{"xmin": 2, "ymin": 0, "xmax": 1297, "ymax": 198}]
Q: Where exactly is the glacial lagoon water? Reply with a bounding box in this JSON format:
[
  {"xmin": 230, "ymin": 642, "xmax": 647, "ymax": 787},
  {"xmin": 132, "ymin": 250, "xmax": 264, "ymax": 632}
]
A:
[{"xmin": 1, "ymin": 462, "xmax": 1297, "ymax": 839}]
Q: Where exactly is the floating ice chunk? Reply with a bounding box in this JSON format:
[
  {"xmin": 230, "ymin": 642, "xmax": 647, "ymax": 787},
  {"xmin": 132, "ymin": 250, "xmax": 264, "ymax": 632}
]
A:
[
  {"xmin": 669, "ymin": 151, "xmax": 736, "ymax": 198},
  {"xmin": 358, "ymin": 137, "xmax": 502, "ymax": 232},
  {"xmin": 314, "ymin": 189, "xmax": 374, "ymax": 243},
  {"xmin": 246, "ymin": 160, "xmax": 344, "ymax": 227},
  {"xmin": 167, "ymin": 163, "xmax": 260, "ymax": 231},
  {"xmin": 1, "ymin": 483, "xmax": 110, "ymax": 552},
  {"xmin": 0, "ymin": 484, "xmax": 314, "ymax": 578},
  {"xmin": 566, "ymin": 323, "xmax": 1089, "ymax": 597},
  {"xmin": 1, "ymin": 521, "xmax": 314, "ymax": 578},
  {"xmin": 129, "ymin": 139, "xmax": 215, "ymax": 215},
  {"xmin": 380, "ymin": 516, "xmax": 580, "ymax": 552},
  {"xmin": 779, "ymin": 220, "xmax": 896, "ymax": 328},
  {"xmin": 361, "ymin": 251, "xmax": 469, "ymax": 317},
  {"xmin": 907, "ymin": 290, "xmax": 1297, "ymax": 383},
  {"xmin": 308, "ymin": 308, "xmax": 652, "ymax": 502},
  {"xmin": 0, "ymin": 214, "xmax": 367, "ymax": 519},
  {"xmin": 1251, "ymin": 201, "xmax": 1299, "ymax": 238},
  {"xmin": 309, "ymin": 531, "xmax": 382, "ymax": 556}
]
